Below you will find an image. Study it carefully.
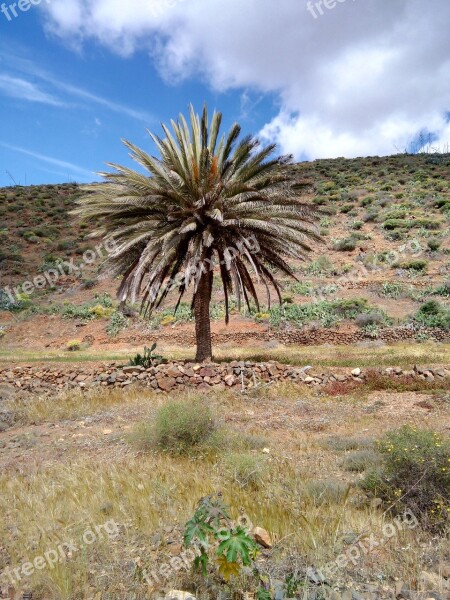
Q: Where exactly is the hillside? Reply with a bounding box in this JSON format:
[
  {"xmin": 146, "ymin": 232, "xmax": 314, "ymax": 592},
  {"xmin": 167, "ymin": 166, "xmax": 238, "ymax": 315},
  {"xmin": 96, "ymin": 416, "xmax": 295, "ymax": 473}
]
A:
[{"xmin": 0, "ymin": 152, "xmax": 449, "ymax": 357}]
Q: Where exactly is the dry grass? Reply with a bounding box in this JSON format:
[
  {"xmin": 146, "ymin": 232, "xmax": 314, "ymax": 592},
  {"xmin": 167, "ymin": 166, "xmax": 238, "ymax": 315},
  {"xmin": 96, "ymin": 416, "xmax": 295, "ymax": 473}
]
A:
[
  {"xmin": 1, "ymin": 341, "xmax": 449, "ymax": 368},
  {"xmin": 0, "ymin": 453, "xmax": 424, "ymax": 598},
  {"xmin": 5, "ymin": 387, "xmax": 154, "ymax": 425},
  {"xmin": 1, "ymin": 385, "xmax": 448, "ymax": 598}
]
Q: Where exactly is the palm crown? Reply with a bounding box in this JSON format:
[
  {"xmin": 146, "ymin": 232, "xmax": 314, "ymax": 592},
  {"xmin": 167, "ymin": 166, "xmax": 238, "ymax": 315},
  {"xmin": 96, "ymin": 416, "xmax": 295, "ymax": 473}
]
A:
[{"xmin": 73, "ymin": 105, "xmax": 320, "ymax": 360}]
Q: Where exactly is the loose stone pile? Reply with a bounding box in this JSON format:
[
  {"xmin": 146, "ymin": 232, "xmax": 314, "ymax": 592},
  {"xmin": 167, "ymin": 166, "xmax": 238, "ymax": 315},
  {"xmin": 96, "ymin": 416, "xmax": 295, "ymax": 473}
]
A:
[{"xmin": 0, "ymin": 362, "xmax": 448, "ymax": 394}]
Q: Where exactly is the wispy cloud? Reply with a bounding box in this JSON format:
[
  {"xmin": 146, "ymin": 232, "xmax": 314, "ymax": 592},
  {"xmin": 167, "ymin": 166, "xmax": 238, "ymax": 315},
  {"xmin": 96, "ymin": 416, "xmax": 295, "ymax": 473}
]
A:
[
  {"xmin": 55, "ymin": 80, "xmax": 154, "ymax": 122},
  {"xmin": 0, "ymin": 74, "xmax": 65, "ymax": 106},
  {"xmin": 0, "ymin": 50, "xmax": 153, "ymax": 123},
  {"xmin": 0, "ymin": 142, "xmax": 94, "ymax": 180}
]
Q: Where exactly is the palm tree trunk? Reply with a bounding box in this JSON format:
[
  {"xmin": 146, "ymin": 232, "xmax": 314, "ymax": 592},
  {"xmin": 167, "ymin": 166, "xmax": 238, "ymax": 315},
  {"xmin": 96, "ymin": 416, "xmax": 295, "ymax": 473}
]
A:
[{"xmin": 194, "ymin": 267, "xmax": 213, "ymax": 362}]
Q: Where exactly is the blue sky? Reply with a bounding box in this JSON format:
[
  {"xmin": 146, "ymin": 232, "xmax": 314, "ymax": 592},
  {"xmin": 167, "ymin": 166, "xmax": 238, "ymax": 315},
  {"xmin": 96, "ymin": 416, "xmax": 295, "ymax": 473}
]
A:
[
  {"xmin": 0, "ymin": 0, "xmax": 449, "ymax": 186},
  {"xmin": 0, "ymin": 10, "xmax": 276, "ymax": 185}
]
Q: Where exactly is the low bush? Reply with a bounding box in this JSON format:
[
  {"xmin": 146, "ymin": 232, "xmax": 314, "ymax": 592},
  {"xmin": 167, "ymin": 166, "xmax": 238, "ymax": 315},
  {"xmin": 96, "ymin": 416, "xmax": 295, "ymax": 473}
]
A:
[
  {"xmin": 305, "ymin": 256, "xmax": 334, "ymax": 276},
  {"xmin": 414, "ymin": 218, "xmax": 442, "ymax": 230},
  {"xmin": 362, "ymin": 209, "xmax": 379, "ymax": 222},
  {"xmin": 379, "ymin": 282, "xmax": 404, "ymax": 299},
  {"xmin": 106, "ymin": 311, "xmax": 128, "ymax": 337},
  {"xmin": 340, "ymin": 449, "xmax": 381, "ymax": 472},
  {"xmin": 394, "ymin": 259, "xmax": 428, "ymax": 272},
  {"xmin": 361, "ymin": 426, "xmax": 450, "ymax": 532},
  {"xmin": 432, "ymin": 281, "xmax": 450, "ymax": 297},
  {"xmin": 66, "ymin": 339, "xmax": 82, "ymax": 351},
  {"xmin": 350, "ymin": 220, "xmax": 364, "ymax": 230},
  {"xmin": 383, "ymin": 219, "xmax": 415, "ymax": 230},
  {"xmin": 355, "ymin": 311, "xmax": 388, "ymax": 328},
  {"xmin": 427, "ymin": 237, "xmax": 441, "ymax": 251},
  {"xmin": 135, "ymin": 397, "xmax": 217, "ymax": 455},
  {"xmin": 334, "ymin": 236, "xmax": 357, "ymax": 252},
  {"xmin": 289, "ymin": 281, "xmax": 314, "ymax": 296},
  {"xmin": 414, "ymin": 300, "xmax": 450, "ymax": 329},
  {"xmin": 269, "ymin": 298, "xmax": 373, "ymax": 328}
]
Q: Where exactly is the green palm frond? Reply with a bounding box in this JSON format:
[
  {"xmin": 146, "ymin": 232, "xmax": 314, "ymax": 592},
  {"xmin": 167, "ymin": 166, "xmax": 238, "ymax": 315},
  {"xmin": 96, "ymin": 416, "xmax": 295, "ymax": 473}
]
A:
[{"xmin": 72, "ymin": 104, "xmax": 321, "ymax": 328}]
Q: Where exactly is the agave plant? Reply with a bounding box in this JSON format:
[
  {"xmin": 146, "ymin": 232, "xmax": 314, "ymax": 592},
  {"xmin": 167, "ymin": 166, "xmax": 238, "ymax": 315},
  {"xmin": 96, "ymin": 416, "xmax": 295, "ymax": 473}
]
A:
[{"xmin": 73, "ymin": 105, "xmax": 320, "ymax": 361}]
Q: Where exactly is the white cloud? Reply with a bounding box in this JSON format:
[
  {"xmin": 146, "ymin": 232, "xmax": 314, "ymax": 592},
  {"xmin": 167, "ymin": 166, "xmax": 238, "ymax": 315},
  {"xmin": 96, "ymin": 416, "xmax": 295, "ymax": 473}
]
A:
[
  {"xmin": 0, "ymin": 74, "xmax": 65, "ymax": 106},
  {"xmin": 0, "ymin": 142, "xmax": 94, "ymax": 179},
  {"xmin": 42, "ymin": 0, "xmax": 450, "ymax": 158}
]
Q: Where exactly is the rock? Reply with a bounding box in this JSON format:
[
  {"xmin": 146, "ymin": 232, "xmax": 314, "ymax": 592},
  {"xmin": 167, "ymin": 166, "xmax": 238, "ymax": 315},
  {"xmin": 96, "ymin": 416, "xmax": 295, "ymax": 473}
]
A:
[
  {"xmin": 434, "ymin": 369, "xmax": 448, "ymax": 378},
  {"xmin": 168, "ymin": 543, "xmax": 183, "ymax": 555},
  {"xmin": 253, "ymin": 526, "xmax": 272, "ymax": 548},
  {"xmin": 352, "ymin": 368, "xmax": 361, "ymax": 376},
  {"xmin": 158, "ymin": 377, "xmax": 176, "ymax": 391},
  {"xmin": 123, "ymin": 366, "xmax": 145, "ymax": 374},
  {"xmin": 224, "ymin": 374, "xmax": 235, "ymax": 386},
  {"xmin": 166, "ymin": 591, "xmax": 197, "ymax": 600},
  {"xmin": 166, "ymin": 365, "xmax": 181, "ymax": 378}
]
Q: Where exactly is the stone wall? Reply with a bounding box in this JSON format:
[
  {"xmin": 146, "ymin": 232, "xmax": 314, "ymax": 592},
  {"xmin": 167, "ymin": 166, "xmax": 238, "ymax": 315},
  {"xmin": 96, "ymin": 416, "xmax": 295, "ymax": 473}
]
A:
[
  {"xmin": 119, "ymin": 324, "xmax": 448, "ymax": 348},
  {"xmin": 0, "ymin": 362, "xmax": 448, "ymax": 395}
]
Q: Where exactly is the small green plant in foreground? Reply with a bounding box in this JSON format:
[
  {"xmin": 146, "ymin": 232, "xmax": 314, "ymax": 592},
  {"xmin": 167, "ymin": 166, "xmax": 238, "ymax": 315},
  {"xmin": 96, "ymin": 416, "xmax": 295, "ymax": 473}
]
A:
[
  {"xmin": 183, "ymin": 493, "xmax": 272, "ymax": 596},
  {"xmin": 361, "ymin": 426, "xmax": 450, "ymax": 532}
]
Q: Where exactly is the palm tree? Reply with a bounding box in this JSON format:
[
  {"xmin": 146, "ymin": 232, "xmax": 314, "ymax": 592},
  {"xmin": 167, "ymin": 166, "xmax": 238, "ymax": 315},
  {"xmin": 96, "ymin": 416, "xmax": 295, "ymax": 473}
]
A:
[{"xmin": 73, "ymin": 105, "xmax": 320, "ymax": 362}]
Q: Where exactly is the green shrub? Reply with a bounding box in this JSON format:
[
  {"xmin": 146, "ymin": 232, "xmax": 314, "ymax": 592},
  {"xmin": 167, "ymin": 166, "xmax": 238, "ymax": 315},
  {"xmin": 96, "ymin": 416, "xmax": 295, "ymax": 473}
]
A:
[
  {"xmin": 334, "ymin": 236, "xmax": 357, "ymax": 252},
  {"xmin": 66, "ymin": 339, "xmax": 82, "ymax": 351},
  {"xmin": 146, "ymin": 397, "xmax": 217, "ymax": 455},
  {"xmin": 107, "ymin": 311, "xmax": 128, "ymax": 337},
  {"xmin": 384, "ymin": 209, "xmax": 408, "ymax": 220},
  {"xmin": 269, "ymin": 298, "xmax": 372, "ymax": 328},
  {"xmin": 414, "ymin": 300, "xmax": 450, "ymax": 329},
  {"xmin": 362, "ymin": 209, "xmax": 378, "ymax": 222},
  {"xmin": 361, "ymin": 426, "xmax": 450, "ymax": 532},
  {"xmin": 340, "ymin": 204, "xmax": 354, "ymax": 213},
  {"xmin": 394, "ymin": 259, "xmax": 428, "ymax": 272},
  {"xmin": 305, "ymin": 256, "xmax": 334, "ymax": 276},
  {"xmin": 289, "ymin": 281, "xmax": 314, "ymax": 296},
  {"xmin": 350, "ymin": 220, "xmax": 364, "ymax": 230},
  {"xmin": 427, "ymin": 237, "xmax": 441, "ymax": 251},
  {"xmin": 432, "ymin": 281, "xmax": 450, "ymax": 297},
  {"xmin": 383, "ymin": 219, "xmax": 414, "ymax": 230},
  {"xmin": 414, "ymin": 218, "xmax": 442, "ymax": 230},
  {"xmin": 379, "ymin": 282, "xmax": 404, "ymax": 299}
]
